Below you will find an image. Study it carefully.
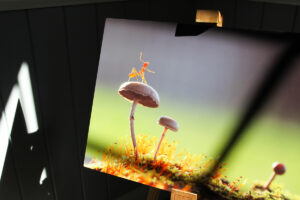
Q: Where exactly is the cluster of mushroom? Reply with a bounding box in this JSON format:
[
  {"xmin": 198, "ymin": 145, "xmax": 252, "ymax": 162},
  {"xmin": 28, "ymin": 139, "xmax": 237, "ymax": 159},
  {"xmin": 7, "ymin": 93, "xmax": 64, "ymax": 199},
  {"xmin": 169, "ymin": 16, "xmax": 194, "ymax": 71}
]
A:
[{"xmin": 118, "ymin": 81, "xmax": 178, "ymax": 162}]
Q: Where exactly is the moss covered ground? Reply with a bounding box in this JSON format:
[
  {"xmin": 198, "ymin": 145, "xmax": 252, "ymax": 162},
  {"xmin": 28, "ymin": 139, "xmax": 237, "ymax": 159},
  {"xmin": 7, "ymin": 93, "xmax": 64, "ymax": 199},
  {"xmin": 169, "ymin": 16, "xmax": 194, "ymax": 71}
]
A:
[{"xmin": 85, "ymin": 86, "xmax": 300, "ymax": 197}]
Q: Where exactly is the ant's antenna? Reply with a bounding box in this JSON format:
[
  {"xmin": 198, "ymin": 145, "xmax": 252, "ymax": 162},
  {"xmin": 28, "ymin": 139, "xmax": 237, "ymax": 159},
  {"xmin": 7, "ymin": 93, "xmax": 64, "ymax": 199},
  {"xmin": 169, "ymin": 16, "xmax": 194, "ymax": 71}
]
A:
[{"xmin": 139, "ymin": 52, "xmax": 144, "ymax": 63}]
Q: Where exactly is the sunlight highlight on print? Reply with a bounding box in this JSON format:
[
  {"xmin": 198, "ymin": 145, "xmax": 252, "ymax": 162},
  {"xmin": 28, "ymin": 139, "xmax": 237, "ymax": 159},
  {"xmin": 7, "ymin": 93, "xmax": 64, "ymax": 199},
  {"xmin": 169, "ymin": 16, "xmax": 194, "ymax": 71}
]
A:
[{"xmin": 0, "ymin": 62, "xmax": 38, "ymax": 180}]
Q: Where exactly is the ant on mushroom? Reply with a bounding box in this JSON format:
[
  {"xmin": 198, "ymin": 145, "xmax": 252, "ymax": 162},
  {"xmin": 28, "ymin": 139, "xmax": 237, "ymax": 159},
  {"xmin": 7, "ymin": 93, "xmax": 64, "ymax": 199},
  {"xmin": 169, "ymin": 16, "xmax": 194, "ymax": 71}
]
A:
[
  {"xmin": 128, "ymin": 52, "xmax": 155, "ymax": 84},
  {"xmin": 119, "ymin": 52, "xmax": 159, "ymax": 160}
]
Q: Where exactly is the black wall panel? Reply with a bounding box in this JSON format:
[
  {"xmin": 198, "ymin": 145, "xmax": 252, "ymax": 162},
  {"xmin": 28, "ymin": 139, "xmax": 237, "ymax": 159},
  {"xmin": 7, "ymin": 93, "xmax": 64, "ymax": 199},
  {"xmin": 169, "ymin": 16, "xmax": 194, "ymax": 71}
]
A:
[
  {"xmin": 64, "ymin": 4, "xmax": 99, "ymax": 165},
  {"xmin": 11, "ymin": 106, "xmax": 54, "ymax": 200},
  {"xmin": 64, "ymin": 4, "xmax": 109, "ymax": 200},
  {"xmin": 167, "ymin": 0, "xmax": 195, "ymax": 23},
  {"xmin": 235, "ymin": 0, "xmax": 264, "ymax": 30},
  {"xmin": 292, "ymin": 7, "xmax": 300, "ymax": 32},
  {"xmin": 27, "ymin": 7, "xmax": 85, "ymax": 200},
  {"xmin": 0, "ymin": 12, "xmax": 22, "ymax": 200},
  {"xmin": 195, "ymin": 0, "xmax": 212, "ymax": 9},
  {"xmin": 0, "ymin": 10, "xmax": 55, "ymax": 200},
  {"xmin": 0, "ymin": 146, "xmax": 22, "ymax": 200},
  {"xmin": 0, "ymin": 98, "xmax": 22, "ymax": 200},
  {"xmin": 125, "ymin": 0, "xmax": 149, "ymax": 20},
  {"xmin": 148, "ymin": 0, "xmax": 170, "ymax": 21},
  {"xmin": 262, "ymin": 3, "xmax": 296, "ymax": 31}
]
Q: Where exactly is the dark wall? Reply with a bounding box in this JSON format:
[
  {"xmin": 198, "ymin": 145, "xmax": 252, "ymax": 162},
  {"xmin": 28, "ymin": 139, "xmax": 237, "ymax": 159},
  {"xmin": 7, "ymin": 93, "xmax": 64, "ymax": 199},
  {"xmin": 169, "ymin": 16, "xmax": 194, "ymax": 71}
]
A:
[{"xmin": 0, "ymin": 1, "xmax": 300, "ymax": 200}]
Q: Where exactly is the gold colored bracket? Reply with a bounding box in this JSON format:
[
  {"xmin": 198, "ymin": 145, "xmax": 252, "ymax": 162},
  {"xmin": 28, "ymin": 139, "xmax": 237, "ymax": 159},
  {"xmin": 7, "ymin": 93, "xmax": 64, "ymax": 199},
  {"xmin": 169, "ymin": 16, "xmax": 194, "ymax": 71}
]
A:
[
  {"xmin": 171, "ymin": 188, "xmax": 197, "ymax": 200},
  {"xmin": 195, "ymin": 9, "xmax": 223, "ymax": 27}
]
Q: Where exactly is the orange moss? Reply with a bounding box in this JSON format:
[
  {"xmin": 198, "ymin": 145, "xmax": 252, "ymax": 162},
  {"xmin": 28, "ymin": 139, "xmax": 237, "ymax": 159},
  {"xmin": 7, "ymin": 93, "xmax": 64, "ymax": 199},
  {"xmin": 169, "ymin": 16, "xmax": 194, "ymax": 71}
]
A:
[{"xmin": 85, "ymin": 133, "xmax": 245, "ymax": 196}]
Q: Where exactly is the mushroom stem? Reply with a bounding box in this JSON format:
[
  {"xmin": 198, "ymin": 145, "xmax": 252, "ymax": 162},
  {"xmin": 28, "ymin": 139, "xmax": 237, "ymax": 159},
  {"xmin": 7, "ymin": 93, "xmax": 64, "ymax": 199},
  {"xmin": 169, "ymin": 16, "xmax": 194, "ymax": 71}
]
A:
[
  {"xmin": 130, "ymin": 100, "xmax": 138, "ymax": 159},
  {"xmin": 154, "ymin": 127, "xmax": 168, "ymax": 163},
  {"xmin": 264, "ymin": 172, "xmax": 276, "ymax": 190}
]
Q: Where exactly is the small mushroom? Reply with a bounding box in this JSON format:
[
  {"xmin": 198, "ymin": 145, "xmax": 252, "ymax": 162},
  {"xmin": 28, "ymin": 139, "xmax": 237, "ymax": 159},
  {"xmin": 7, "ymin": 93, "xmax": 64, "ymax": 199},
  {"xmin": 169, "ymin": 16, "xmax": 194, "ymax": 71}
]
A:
[
  {"xmin": 153, "ymin": 116, "xmax": 178, "ymax": 163},
  {"xmin": 264, "ymin": 162, "xmax": 286, "ymax": 190},
  {"xmin": 119, "ymin": 81, "xmax": 159, "ymax": 159}
]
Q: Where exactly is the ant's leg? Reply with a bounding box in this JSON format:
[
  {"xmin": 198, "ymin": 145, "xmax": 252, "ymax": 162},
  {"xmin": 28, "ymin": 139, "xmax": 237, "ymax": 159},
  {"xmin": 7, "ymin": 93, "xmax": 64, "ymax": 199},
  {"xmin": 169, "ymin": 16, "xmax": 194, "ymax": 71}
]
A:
[
  {"xmin": 141, "ymin": 73, "xmax": 147, "ymax": 84},
  {"xmin": 128, "ymin": 68, "xmax": 138, "ymax": 81},
  {"xmin": 146, "ymin": 68, "xmax": 155, "ymax": 73},
  {"xmin": 132, "ymin": 68, "xmax": 138, "ymax": 75}
]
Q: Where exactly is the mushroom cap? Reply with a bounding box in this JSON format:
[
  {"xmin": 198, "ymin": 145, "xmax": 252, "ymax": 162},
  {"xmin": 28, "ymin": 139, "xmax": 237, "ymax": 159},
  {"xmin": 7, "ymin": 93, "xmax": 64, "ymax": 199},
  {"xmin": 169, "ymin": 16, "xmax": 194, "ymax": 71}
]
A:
[
  {"xmin": 273, "ymin": 162, "xmax": 286, "ymax": 175},
  {"xmin": 158, "ymin": 116, "xmax": 178, "ymax": 132},
  {"xmin": 118, "ymin": 81, "xmax": 159, "ymax": 108}
]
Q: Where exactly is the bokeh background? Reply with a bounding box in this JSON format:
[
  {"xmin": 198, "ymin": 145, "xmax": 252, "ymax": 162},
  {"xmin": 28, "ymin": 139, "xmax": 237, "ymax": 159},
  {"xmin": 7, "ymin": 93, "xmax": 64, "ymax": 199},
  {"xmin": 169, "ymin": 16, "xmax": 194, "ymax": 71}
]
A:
[{"xmin": 85, "ymin": 18, "xmax": 300, "ymax": 194}]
